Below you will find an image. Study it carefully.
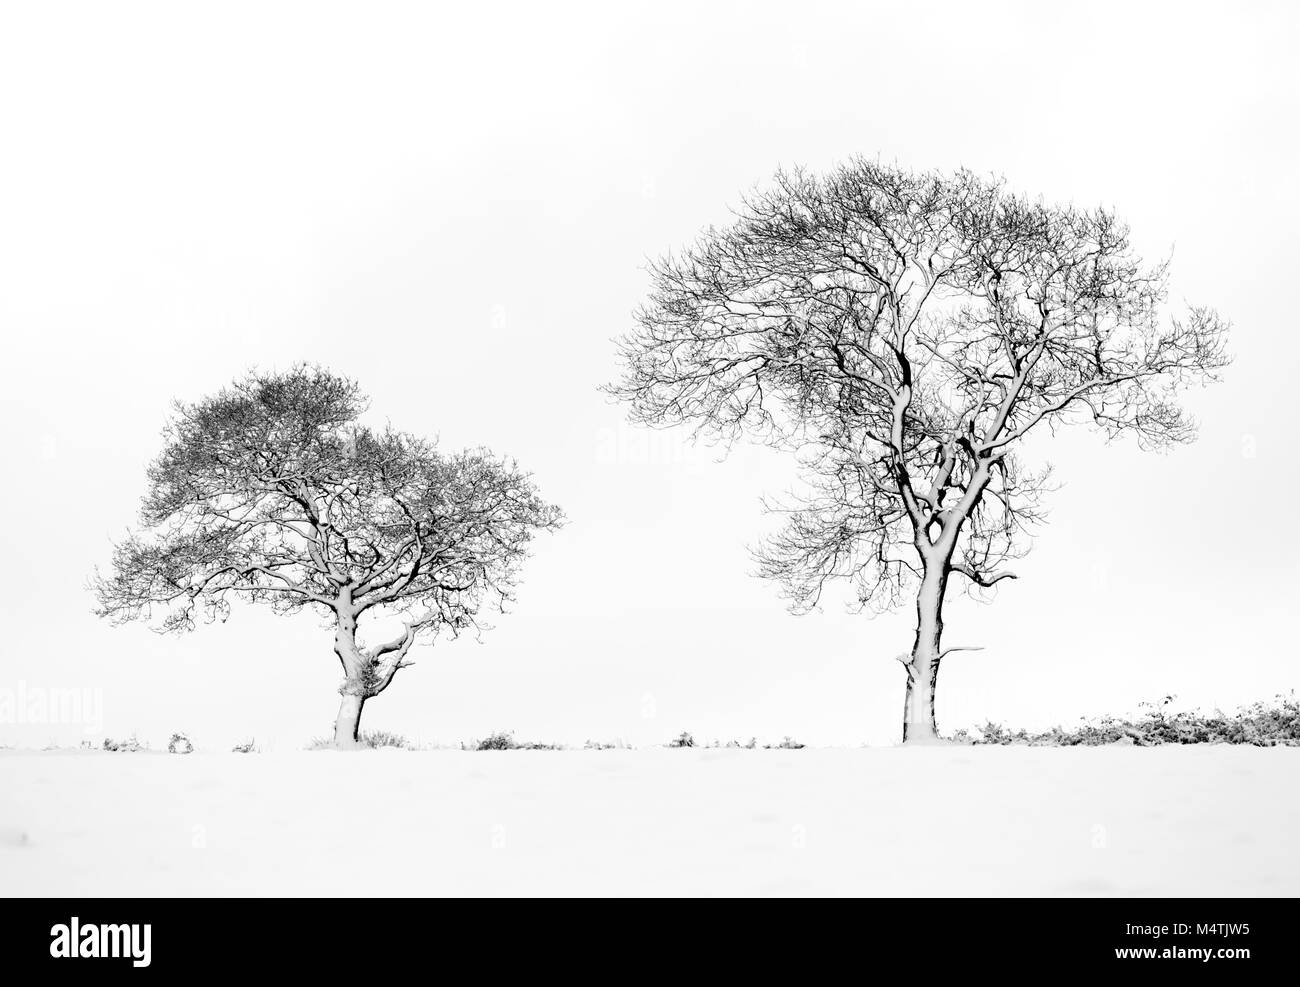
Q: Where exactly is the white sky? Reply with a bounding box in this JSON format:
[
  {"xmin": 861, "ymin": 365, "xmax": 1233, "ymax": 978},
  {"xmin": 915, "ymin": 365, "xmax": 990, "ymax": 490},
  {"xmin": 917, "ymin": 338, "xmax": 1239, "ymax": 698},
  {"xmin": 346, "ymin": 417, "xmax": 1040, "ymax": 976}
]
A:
[{"xmin": 1, "ymin": 0, "xmax": 1296, "ymax": 749}]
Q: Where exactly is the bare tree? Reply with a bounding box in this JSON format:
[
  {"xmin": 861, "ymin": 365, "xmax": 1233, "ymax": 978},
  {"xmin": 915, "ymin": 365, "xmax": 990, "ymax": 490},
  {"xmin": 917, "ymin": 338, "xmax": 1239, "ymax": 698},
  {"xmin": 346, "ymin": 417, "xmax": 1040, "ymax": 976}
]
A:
[
  {"xmin": 93, "ymin": 366, "xmax": 563, "ymax": 747},
  {"xmin": 608, "ymin": 160, "xmax": 1229, "ymax": 743}
]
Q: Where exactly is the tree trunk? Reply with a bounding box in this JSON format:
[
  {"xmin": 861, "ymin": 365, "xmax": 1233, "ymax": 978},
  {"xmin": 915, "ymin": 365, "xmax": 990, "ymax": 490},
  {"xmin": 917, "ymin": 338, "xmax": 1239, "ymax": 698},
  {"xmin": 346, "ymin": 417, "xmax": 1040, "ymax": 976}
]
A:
[
  {"xmin": 333, "ymin": 692, "xmax": 366, "ymax": 748},
  {"xmin": 331, "ymin": 599, "xmax": 368, "ymax": 749},
  {"xmin": 902, "ymin": 566, "xmax": 948, "ymax": 744},
  {"xmin": 903, "ymin": 659, "xmax": 940, "ymax": 744}
]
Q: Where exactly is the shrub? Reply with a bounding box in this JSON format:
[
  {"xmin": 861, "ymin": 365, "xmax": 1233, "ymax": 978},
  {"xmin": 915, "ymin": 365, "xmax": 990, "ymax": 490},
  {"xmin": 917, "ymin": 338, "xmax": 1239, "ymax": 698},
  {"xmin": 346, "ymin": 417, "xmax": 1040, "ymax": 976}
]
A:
[
  {"xmin": 306, "ymin": 730, "xmax": 414, "ymax": 750},
  {"xmin": 765, "ymin": 736, "xmax": 806, "ymax": 750},
  {"xmin": 668, "ymin": 731, "xmax": 695, "ymax": 748},
  {"xmin": 102, "ymin": 735, "xmax": 144, "ymax": 752},
  {"xmin": 167, "ymin": 733, "xmax": 194, "ymax": 754},
  {"xmin": 964, "ymin": 693, "xmax": 1300, "ymax": 746},
  {"xmin": 232, "ymin": 739, "xmax": 260, "ymax": 753},
  {"xmin": 472, "ymin": 730, "xmax": 562, "ymax": 751},
  {"xmin": 695, "ymin": 735, "xmax": 804, "ymax": 749},
  {"xmin": 359, "ymin": 730, "xmax": 414, "ymax": 750}
]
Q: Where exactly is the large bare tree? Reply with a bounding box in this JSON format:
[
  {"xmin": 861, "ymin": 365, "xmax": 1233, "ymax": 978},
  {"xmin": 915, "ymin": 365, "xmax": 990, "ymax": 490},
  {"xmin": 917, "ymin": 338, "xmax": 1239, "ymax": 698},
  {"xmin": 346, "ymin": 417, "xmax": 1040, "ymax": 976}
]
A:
[
  {"xmin": 93, "ymin": 366, "xmax": 562, "ymax": 747},
  {"xmin": 608, "ymin": 160, "xmax": 1229, "ymax": 742}
]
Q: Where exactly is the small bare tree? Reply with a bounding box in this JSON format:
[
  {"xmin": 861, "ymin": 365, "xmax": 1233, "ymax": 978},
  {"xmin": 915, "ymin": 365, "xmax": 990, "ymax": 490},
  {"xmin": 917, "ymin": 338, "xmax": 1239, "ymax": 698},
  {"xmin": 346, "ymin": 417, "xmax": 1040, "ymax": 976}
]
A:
[
  {"xmin": 93, "ymin": 366, "xmax": 562, "ymax": 747},
  {"xmin": 608, "ymin": 160, "xmax": 1229, "ymax": 742}
]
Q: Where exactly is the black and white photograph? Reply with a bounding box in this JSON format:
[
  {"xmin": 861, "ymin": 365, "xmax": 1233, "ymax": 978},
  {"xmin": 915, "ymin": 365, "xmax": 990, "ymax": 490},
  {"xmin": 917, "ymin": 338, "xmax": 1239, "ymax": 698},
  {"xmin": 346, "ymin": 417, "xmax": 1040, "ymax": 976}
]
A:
[{"xmin": 0, "ymin": 0, "xmax": 1295, "ymax": 966}]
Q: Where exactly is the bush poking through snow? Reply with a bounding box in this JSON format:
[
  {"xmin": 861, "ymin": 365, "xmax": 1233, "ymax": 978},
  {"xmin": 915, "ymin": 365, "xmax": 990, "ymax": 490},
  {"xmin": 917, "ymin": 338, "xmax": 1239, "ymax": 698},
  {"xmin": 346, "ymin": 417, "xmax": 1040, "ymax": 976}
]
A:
[
  {"xmin": 668, "ymin": 731, "xmax": 696, "ymax": 748},
  {"xmin": 696, "ymin": 736, "xmax": 804, "ymax": 749},
  {"xmin": 231, "ymin": 739, "xmax": 260, "ymax": 753},
  {"xmin": 765, "ymin": 736, "xmax": 806, "ymax": 750},
  {"xmin": 167, "ymin": 733, "xmax": 193, "ymax": 754},
  {"xmin": 472, "ymin": 730, "xmax": 562, "ymax": 751},
  {"xmin": 473, "ymin": 730, "xmax": 516, "ymax": 751},
  {"xmin": 102, "ymin": 735, "xmax": 144, "ymax": 752},
  {"xmin": 306, "ymin": 730, "xmax": 415, "ymax": 750},
  {"xmin": 957, "ymin": 694, "xmax": 1300, "ymax": 746},
  {"xmin": 360, "ymin": 730, "xmax": 414, "ymax": 750}
]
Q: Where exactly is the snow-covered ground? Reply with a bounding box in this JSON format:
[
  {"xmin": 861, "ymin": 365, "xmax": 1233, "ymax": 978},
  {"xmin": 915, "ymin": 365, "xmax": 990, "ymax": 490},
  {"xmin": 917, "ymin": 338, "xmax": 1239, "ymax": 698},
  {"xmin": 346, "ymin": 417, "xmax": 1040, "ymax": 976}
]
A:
[{"xmin": 2, "ymin": 745, "xmax": 1296, "ymax": 896}]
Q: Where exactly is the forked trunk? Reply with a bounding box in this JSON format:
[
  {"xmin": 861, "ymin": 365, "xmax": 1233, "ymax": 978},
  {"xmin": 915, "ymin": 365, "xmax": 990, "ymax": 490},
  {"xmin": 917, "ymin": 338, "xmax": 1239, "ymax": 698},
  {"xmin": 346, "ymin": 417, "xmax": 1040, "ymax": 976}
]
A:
[
  {"xmin": 334, "ymin": 693, "xmax": 366, "ymax": 748},
  {"xmin": 902, "ymin": 566, "xmax": 948, "ymax": 744}
]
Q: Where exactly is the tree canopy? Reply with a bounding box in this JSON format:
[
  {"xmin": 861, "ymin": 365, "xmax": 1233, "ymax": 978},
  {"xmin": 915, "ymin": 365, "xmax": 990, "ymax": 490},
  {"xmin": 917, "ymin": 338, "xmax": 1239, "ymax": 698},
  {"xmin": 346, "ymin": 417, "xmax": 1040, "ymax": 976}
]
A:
[{"xmin": 612, "ymin": 160, "xmax": 1228, "ymax": 614}]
